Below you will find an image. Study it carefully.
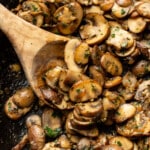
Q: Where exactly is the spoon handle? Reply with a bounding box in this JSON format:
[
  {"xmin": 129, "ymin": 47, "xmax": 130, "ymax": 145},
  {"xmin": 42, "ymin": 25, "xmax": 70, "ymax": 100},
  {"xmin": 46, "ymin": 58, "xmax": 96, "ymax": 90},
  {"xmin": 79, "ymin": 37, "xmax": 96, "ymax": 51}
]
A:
[{"xmin": 0, "ymin": 4, "xmax": 68, "ymax": 61}]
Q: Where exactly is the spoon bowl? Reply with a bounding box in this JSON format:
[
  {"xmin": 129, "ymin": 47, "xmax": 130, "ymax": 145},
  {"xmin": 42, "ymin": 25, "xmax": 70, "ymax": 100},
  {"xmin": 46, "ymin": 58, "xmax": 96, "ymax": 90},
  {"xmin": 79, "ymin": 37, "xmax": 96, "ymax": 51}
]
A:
[{"xmin": 0, "ymin": 4, "xmax": 69, "ymax": 100}]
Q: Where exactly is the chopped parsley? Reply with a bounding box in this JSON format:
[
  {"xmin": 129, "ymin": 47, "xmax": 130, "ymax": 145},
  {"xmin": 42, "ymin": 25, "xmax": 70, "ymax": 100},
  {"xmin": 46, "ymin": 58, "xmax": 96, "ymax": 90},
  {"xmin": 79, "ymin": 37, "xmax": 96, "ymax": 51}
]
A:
[
  {"xmin": 111, "ymin": 33, "xmax": 115, "ymax": 38},
  {"xmin": 31, "ymin": 5, "xmax": 38, "ymax": 11},
  {"xmin": 44, "ymin": 127, "xmax": 62, "ymax": 138},
  {"xmin": 121, "ymin": 9, "xmax": 126, "ymax": 15},
  {"xmin": 76, "ymin": 88, "xmax": 81, "ymax": 93},
  {"xmin": 116, "ymin": 141, "xmax": 122, "ymax": 146}
]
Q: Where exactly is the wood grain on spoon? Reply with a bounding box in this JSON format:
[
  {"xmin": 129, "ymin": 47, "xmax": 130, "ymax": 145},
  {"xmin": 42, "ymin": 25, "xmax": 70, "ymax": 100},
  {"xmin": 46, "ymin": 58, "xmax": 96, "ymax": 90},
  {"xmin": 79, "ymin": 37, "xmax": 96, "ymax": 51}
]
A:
[{"xmin": 0, "ymin": 4, "xmax": 69, "ymax": 100}]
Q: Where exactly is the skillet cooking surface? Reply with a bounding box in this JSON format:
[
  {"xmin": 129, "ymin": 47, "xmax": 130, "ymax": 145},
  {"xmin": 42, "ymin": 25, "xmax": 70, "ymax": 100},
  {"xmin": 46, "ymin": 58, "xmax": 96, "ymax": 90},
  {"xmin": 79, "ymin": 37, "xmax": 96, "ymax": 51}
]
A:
[{"xmin": 0, "ymin": 33, "xmax": 27, "ymax": 149}]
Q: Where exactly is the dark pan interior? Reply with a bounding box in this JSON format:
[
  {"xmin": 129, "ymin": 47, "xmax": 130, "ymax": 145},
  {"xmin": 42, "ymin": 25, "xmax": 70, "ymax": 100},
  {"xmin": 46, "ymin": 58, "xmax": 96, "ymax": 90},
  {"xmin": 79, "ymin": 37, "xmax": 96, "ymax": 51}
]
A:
[{"xmin": 0, "ymin": 1, "xmax": 41, "ymax": 149}]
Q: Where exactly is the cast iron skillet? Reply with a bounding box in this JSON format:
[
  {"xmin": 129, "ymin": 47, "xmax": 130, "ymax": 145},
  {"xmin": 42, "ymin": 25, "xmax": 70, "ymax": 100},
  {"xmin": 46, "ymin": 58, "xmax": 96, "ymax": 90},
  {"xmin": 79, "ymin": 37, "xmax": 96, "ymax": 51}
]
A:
[{"xmin": 0, "ymin": 0, "xmax": 41, "ymax": 149}]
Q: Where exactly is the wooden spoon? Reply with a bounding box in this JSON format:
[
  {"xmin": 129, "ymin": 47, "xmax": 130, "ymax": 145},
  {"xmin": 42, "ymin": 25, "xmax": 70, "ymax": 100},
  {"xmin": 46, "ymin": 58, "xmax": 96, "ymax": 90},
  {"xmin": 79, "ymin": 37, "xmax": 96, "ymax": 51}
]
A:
[{"xmin": 0, "ymin": 4, "xmax": 69, "ymax": 100}]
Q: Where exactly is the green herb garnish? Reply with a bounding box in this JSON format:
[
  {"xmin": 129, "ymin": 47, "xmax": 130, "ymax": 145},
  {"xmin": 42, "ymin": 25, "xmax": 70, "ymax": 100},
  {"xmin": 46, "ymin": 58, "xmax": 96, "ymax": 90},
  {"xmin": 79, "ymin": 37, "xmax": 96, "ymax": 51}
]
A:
[
  {"xmin": 121, "ymin": 9, "xmax": 126, "ymax": 15},
  {"xmin": 117, "ymin": 141, "xmax": 122, "ymax": 146},
  {"xmin": 44, "ymin": 127, "xmax": 62, "ymax": 138},
  {"xmin": 76, "ymin": 88, "xmax": 81, "ymax": 93},
  {"xmin": 31, "ymin": 5, "xmax": 38, "ymax": 11},
  {"xmin": 111, "ymin": 33, "xmax": 115, "ymax": 38}
]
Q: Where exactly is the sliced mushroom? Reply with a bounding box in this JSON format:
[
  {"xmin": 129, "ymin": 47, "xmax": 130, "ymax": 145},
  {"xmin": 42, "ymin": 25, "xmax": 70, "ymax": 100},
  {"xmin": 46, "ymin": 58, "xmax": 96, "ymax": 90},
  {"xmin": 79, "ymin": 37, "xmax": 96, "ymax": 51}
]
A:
[
  {"xmin": 102, "ymin": 90, "xmax": 124, "ymax": 110},
  {"xmin": 79, "ymin": 13, "xmax": 110, "ymax": 45},
  {"xmin": 132, "ymin": 60, "xmax": 150, "ymax": 77},
  {"xmin": 128, "ymin": 17, "xmax": 146, "ymax": 33},
  {"xmin": 44, "ymin": 66, "xmax": 62, "ymax": 89},
  {"xmin": 104, "ymin": 76, "xmax": 122, "ymax": 88},
  {"xmin": 4, "ymin": 87, "xmax": 34, "ymax": 120},
  {"xmin": 100, "ymin": 0, "xmax": 115, "ymax": 12},
  {"xmin": 122, "ymin": 47, "xmax": 141, "ymax": 65},
  {"xmin": 90, "ymin": 44, "xmax": 107, "ymax": 66},
  {"xmin": 115, "ymin": 40, "xmax": 136, "ymax": 57},
  {"xmin": 65, "ymin": 113, "xmax": 78, "ymax": 135},
  {"xmin": 117, "ymin": 87, "xmax": 134, "ymax": 101},
  {"xmin": 132, "ymin": 103, "xmax": 145, "ymax": 117},
  {"xmin": 17, "ymin": 10, "xmax": 33, "ymax": 24},
  {"xmin": 58, "ymin": 69, "xmax": 71, "ymax": 92},
  {"xmin": 89, "ymin": 65, "xmax": 105, "ymax": 87},
  {"xmin": 106, "ymin": 25, "xmax": 134, "ymax": 51},
  {"xmin": 103, "ymin": 90, "xmax": 122, "ymax": 101},
  {"xmin": 40, "ymin": 87, "xmax": 63, "ymax": 106},
  {"xmin": 54, "ymin": 2, "xmax": 83, "ymax": 34},
  {"xmin": 111, "ymin": 2, "xmax": 131, "ymax": 18},
  {"xmin": 65, "ymin": 112, "xmax": 99, "ymax": 137},
  {"xmin": 75, "ymin": 99, "xmax": 103, "ymax": 117},
  {"xmin": 59, "ymin": 69, "xmax": 89, "ymax": 92},
  {"xmin": 74, "ymin": 42, "xmax": 90, "ymax": 65},
  {"xmin": 38, "ymin": 2, "xmax": 51, "ymax": 24},
  {"xmin": 64, "ymin": 39, "xmax": 83, "ymax": 73},
  {"xmin": 102, "ymin": 97, "xmax": 119, "ymax": 111},
  {"xmin": 116, "ymin": 0, "xmax": 133, "ymax": 7},
  {"xmin": 4, "ymin": 98, "xmax": 31, "ymax": 120},
  {"xmin": 69, "ymin": 79, "xmax": 102, "ymax": 102},
  {"xmin": 12, "ymin": 87, "xmax": 35, "ymax": 108},
  {"xmin": 109, "ymin": 136, "xmax": 133, "ymax": 150},
  {"xmin": 41, "ymin": 86, "xmax": 74, "ymax": 109},
  {"xmin": 73, "ymin": 108, "xmax": 93, "ymax": 122},
  {"xmin": 22, "ymin": 1, "xmax": 42, "ymax": 13},
  {"xmin": 116, "ymin": 111, "xmax": 150, "ymax": 137},
  {"xmin": 100, "ymin": 52, "xmax": 123, "ymax": 76},
  {"xmin": 134, "ymin": 80, "xmax": 150, "ymax": 102},
  {"xmin": 20, "ymin": 1, "xmax": 44, "ymax": 27},
  {"xmin": 114, "ymin": 103, "xmax": 136, "ymax": 123},
  {"xmin": 122, "ymin": 71, "xmax": 137, "ymax": 91},
  {"xmin": 72, "ymin": 125, "xmax": 99, "ymax": 138},
  {"xmin": 70, "ymin": 117, "xmax": 93, "ymax": 130},
  {"xmin": 136, "ymin": 2, "xmax": 150, "ymax": 19}
]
